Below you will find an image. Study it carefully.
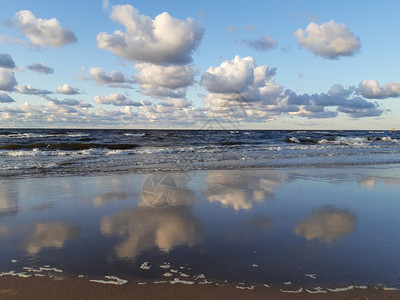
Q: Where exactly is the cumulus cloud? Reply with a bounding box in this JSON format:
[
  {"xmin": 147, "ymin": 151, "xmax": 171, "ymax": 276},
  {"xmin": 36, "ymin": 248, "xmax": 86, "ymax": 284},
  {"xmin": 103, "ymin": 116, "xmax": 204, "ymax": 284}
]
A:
[
  {"xmin": 97, "ymin": 4, "xmax": 204, "ymax": 65},
  {"xmin": 0, "ymin": 92, "xmax": 15, "ymax": 103},
  {"xmin": 89, "ymin": 67, "xmax": 132, "ymax": 88},
  {"xmin": 238, "ymin": 34, "xmax": 278, "ymax": 52},
  {"xmin": 133, "ymin": 63, "xmax": 195, "ymax": 98},
  {"xmin": 295, "ymin": 20, "xmax": 360, "ymax": 59},
  {"xmin": 45, "ymin": 96, "xmax": 92, "ymax": 108},
  {"xmin": 24, "ymin": 221, "xmax": 80, "ymax": 254},
  {"xmin": 287, "ymin": 84, "xmax": 383, "ymax": 118},
  {"xmin": 139, "ymin": 102, "xmax": 202, "ymax": 124},
  {"xmin": 57, "ymin": 83, "xmax": 79, "ymax": 95},
  {"xmin": 0, "ymin": 101, "xmax": 143, "ymax": 127},
  {"xmin": 0, "ymin": 69, "xmax": 17, "ymax": 91},
  {"xmin": 0, "ymin": 53, "xmax": 16, "ymax": 69},
  {"xmin": 16, "ymin": 84, "xmax": 52, "ymax": 95},
  {"xmin": 94, "ymin": 93, "xmax": 142, "ymax": 106},
  {"xmin": 358, "ymin": 80, "xmax": 400, "ymax": 99},
  {"xmin": 13, "ymin": 10, "xmax": 77, "ymax": 48},
  {"xmin": 294, "ymin": 206, "xmax": 357, "ymax": 243},
  {"xmin": 201, "ymin": 55, "xmax": 286, "ymax": 120},
  {"xmin": 201, "ymin": 56, "xmax": 384, "ymax": 120},
  {"xmin": 101, "ymin": 206, "xmax": 203, "ymax": 258},
  {"xmin": 27, "ymin": 62, "xmax": 54, "ymax": 74}
]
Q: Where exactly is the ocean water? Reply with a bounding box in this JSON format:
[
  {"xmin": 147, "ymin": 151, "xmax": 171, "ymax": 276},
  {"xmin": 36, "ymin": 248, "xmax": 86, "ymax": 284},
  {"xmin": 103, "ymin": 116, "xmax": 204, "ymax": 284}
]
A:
[{"xmin": 1, "ymin": 129, "xmax": 399, "ymax": 177}]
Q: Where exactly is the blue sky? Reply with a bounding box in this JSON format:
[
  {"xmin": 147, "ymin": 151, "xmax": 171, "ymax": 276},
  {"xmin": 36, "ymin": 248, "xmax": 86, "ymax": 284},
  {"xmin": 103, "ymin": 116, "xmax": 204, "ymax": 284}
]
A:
[{"xmin": 0, "ymin": 0, "xmax": 399, "ymax": 129}]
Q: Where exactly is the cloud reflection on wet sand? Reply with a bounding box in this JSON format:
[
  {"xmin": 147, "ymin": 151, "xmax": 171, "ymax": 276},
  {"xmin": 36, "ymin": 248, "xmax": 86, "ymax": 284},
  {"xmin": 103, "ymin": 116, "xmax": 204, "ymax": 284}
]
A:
[
  {"xmin": 294, "ymin": 206, "xmax": 357, "ymax": 243},
  {"xmin": 101, "ymin": 206, "xmax": 203, "ymax": 259},
  {"xmin": 23, "ymin": 221, "xmax": 80, "ymax": 254},
  {"xmin": 203, "ymin": 170, "xmax": 286, "ymax": 210}
]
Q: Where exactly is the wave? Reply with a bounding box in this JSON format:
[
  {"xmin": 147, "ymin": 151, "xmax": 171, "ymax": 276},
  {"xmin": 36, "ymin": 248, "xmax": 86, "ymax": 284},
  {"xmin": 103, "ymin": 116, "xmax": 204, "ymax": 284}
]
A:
[
  {"xmin": 0, "ymin": 143, "xmax": 139, "ymax": 151},
  {"xmin": 123, "ymin": 133, "xmax": 146, "ymax": 137},
  {"xmin": 285, "ymin": 136, "xmax": 398, "ymax": 146}
]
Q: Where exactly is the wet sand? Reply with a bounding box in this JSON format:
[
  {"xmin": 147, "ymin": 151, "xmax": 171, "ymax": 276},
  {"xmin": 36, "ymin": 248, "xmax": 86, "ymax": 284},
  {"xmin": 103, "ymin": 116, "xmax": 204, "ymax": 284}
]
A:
[
  {"xmin": 0, "ymin": 276, "xmax": 399, "ymax": 299},
  {"xmin": 1, "ymin": 166, "xmax": 400, "ymax": 298}
]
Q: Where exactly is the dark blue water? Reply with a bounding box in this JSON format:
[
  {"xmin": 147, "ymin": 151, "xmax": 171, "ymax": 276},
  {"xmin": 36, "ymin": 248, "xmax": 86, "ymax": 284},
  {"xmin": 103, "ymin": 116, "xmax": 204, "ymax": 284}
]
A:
[{"xmin": 1, "ymin": 129, "xmax": 399, "ymax": 177}]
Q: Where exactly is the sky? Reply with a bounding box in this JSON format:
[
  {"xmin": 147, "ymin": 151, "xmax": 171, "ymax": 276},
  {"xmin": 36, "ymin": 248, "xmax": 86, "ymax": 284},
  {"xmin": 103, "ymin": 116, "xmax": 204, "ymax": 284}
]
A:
[{"xmin": 0, "ymin": 0, "xmax": 399, "ymax": 129}]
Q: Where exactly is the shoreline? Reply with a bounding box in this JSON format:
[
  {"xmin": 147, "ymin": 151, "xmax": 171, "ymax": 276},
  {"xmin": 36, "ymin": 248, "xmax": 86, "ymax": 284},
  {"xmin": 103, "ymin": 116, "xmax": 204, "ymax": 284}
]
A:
[{"xmin": 0, "ymin": 275, "xmax": 399, "ymax": 300}]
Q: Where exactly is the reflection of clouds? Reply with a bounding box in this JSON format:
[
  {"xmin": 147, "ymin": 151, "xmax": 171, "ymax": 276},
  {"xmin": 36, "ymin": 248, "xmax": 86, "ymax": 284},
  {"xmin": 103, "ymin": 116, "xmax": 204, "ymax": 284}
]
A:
[
  {"xmin": 0, "ymin": 181, "xmax": 19, "ymax": 218},
  {"xmin": 294, "ymin": 206, "xmax": 357, "ymax": 243},
  {"xmin": 359, "ymin": 176, "xmax": 400, "ymax": 189},
  {"xmin": 93, "ymin": 192, "xmax": 128, "ymax": 207},
  {"xmin": 358, "ymin": 177, "xmax": 377, "ymax": 189},
  {"xmin": 101, "ymin": 206, "xmax": 203, "ymax": 259},
  {"xmin": 203, "ymin": 170, "xmax": 285, "ymax": 210},
  {"xmin": 24, "ymin": 221, "xmax": 80, "ymax": 254}
]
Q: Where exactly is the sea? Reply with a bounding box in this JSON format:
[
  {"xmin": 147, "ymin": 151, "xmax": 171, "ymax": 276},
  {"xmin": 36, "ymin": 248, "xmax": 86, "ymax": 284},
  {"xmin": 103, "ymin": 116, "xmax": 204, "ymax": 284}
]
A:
[{"xmin": 1, "ymin": 128, "xmax": 400, "ymax": 177}]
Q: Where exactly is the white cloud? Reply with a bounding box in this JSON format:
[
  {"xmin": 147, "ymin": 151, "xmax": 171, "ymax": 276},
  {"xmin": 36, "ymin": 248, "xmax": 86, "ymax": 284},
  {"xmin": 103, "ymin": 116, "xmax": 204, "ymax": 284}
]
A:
[
  {"xmin": 0, "ymin": 92, "xmax": 15, "ymax": 103},
  {"xmin": 295, "ymin": 20, "xmax": 360, "ymax": 59},
  {"xmin": 0, "ymin": 69, "xmax": 17, "ymax": 91},
  {"xmin": 57, "ymin": 83, "xmax": 79, "ymax": 95},
  {"xmin": 201, "ymin": 55, "xmax": 285, "ymax": 119},
  {"xmin": 133, "ymin": 63, "xmax": 195, "ymax": 98},
  {"xmin": 358, "ymin": 80, "xmax": 400, "ymax": 99},
  {"xmin": 27, "ymin": 62, "xmax": 54, "ymax": 74},
  {"xmin": 14, "ymin": 10, "xmax": 77, "ymax": 48},
  {"xmin": 201, "ymin": 56, "xmax": 383, "ymax": 121},
  {"xmin": 0, "ymin": 53, "xmax": 16, "ymax": 69},
  {"xmin": 97, "ymin": 4, "xmax": 204, "ymax": 65},
  {"xmin": 46, "ymin": 96, "xmax": 92, "ymax": 108},
  {"xmin": 102, "ymin": 0, "xmax": 109, "ymax": 12},
  {"xmin": 287, "ymin": 84, "xmax": 383, "ymax": 118},
  {"xmin": 16, "ymin": 84, "xmax": 52, "ymax": 95},
  {"xmin": 94, "ymin": 93, "xmax": 142, "ymax": 106},
  {"xmin": 89, "ymin": 67, "xmax": 132, "ymax": 88},
  {"xmin": 294, "ymin": 206, "xmax": 357, "ymax": 243},
  {"xmin": 238, "ymin": 34, "xmax": 278, "ymax": 52}
]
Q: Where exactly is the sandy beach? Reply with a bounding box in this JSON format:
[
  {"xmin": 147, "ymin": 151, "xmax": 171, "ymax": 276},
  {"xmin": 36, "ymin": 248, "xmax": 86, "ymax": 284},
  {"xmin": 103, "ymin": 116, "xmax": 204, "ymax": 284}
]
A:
[
  {"xmin": 1, "ymin": 276, "xmax": 399, "ymax": 300},
  {"xmin": 1, "ymin": 166, "xmax": 400, "ymax": 298}
]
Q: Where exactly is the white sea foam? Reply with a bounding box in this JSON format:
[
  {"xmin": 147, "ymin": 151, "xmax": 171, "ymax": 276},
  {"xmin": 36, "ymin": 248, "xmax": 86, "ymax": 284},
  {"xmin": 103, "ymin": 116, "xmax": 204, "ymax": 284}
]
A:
[
  {"xmin": 327, "ymin": 285, "xmax": 368, "ymax": 292},
  {"xmin": 280, "ymin": 287, "xmax": 303, "ymax": 293},
  {"xmin": 140, "ymin": 262, "xmax": 151, "ymax": 270},
  {"xmin": 194, "ymin": 274, "xmax": 206, "ymax": 280},
  {"xmin": 89, "ymin": 276, "xmax": 127, "ymax": 285},
  {"xmin": 304, "ymin": 273, "xmax": 317, "ymax": 279},
  {"xmin": 153, "ymin": 280, "xmax": 167, "ymax": 284},
  {"xmin": 170, "ymin": 278, "xmax": 195, "ymax": 285},
  {"xmin": 160, "ymin": 263, "xmax": 170, "ymax": 269},
  {"xmin": 306, "ymin": 287, "xmax": 327, "ymax": 294}
]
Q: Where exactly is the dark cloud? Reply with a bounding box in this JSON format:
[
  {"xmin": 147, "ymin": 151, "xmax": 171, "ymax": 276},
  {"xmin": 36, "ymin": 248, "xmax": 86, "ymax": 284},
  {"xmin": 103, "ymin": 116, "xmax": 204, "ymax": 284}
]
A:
[
  {"xmin": 0, "ymin": 92, "xmax": 15, "ymax": 103},
  {"xmin": 0, "ymin": 53, "xmax": 16, "ymax": 69},
  {"xmin": 237, "ymin": 34, "xmax": 278, "ymax": 52},
  {"xmin": 94, "ymin": 93, "xmax": 142, "ymax": 106},
  {"xmin": 27, "ymin": 62, "xmax": 54, "ymax": 74},
  {"xmin": 0, "ymin": 70, "xmax": 17, "ymax": 91},
  {"xmin": 16, "ymin": 85, "xmax": 52, "ymax": 95}
]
